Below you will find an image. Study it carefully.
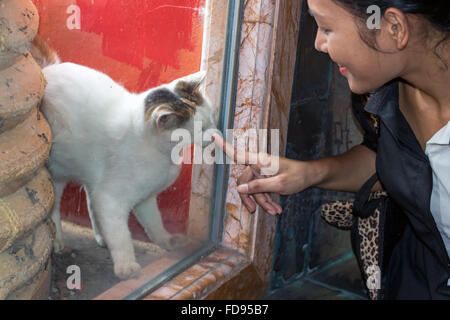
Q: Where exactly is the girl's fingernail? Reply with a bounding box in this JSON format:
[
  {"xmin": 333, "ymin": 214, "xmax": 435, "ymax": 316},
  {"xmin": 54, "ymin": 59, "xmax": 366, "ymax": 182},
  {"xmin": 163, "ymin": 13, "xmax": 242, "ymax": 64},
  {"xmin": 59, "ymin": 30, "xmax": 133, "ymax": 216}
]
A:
[{"xmin": 237, "ymin": 184, "xmax": 248, "ymax": 193}]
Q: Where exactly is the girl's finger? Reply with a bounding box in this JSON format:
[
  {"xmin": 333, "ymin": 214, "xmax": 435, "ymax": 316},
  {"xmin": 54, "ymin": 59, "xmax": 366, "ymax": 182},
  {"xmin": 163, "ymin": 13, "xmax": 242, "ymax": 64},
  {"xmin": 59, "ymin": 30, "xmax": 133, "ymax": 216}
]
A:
[
  {"xmin": 263, "ymin": 193, "xmax": 282, "ymax": 214},
  {"xmin": 236, "ymin": 175, "xmax": 280, "ymax": 194},
  {"xmin": 212, "ymin": 133, "xmax": 259, "ymax": 168},
  {"xmin": 241, "ymin": 194, "xmax": 257, "ymax": 213},
  {"xmin": 253, "ymin": 193, "xmax": 279, "ymax": 215}
]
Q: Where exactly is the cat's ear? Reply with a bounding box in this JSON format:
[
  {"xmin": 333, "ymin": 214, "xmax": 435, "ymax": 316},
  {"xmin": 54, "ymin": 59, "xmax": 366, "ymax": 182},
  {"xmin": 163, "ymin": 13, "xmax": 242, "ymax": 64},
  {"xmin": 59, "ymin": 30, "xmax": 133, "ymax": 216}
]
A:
[
  {"xmin": 175, "ymin": 71, "xmax": 207, "ymax": 94},
  {"xmin": 153, "ymin": 105, "xmax": 184, "ymax": 131}
]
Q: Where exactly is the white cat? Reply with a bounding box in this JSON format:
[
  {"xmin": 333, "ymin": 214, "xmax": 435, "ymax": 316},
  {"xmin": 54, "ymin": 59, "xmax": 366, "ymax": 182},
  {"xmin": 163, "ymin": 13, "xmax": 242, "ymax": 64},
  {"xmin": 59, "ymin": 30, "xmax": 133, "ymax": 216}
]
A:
[{"xmin": 33, "ymin": 39, "xmax": 217, "ymax": 279}]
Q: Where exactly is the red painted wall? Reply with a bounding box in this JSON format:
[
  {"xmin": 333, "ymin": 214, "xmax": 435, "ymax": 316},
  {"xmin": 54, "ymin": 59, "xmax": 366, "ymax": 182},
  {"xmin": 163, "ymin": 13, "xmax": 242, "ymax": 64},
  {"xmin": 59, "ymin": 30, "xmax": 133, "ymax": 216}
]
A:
[{"xmin": 32, "ymin": 0, "xmax": 206, "ymax": 241}]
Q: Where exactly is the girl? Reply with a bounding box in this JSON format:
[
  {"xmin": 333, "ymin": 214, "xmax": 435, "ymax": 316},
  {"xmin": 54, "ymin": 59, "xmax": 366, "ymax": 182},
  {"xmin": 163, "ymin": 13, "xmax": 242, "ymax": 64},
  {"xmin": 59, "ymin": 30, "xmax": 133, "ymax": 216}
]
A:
[{"xmin": 213, "ymin": 0, "xmax": 450, "ymax": 299}]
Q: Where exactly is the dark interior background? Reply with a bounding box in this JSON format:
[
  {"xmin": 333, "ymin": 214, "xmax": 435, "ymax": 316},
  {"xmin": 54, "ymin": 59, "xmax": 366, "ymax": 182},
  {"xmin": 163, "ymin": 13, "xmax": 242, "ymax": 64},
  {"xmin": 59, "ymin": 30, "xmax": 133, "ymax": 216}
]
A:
[{"xmin": 267, "ymin": 2, "xmax": 368, "ymax": 299}]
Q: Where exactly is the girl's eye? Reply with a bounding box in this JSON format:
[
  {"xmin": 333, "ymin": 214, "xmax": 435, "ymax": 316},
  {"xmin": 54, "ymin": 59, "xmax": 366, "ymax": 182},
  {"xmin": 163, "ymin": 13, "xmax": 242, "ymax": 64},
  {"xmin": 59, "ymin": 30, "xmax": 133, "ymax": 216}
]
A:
[{"xmin": 319, "ymin": 27, "xmax": 331, "ymax": 35}]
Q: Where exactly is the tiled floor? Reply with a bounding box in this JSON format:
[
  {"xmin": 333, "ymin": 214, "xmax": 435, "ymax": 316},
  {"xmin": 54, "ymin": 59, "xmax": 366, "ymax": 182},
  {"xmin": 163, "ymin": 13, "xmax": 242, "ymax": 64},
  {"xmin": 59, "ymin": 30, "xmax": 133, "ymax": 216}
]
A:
[
  {"xmin": 49, "ymin": 221, "xmax": 165, "ymax": 300},
  {"xmin": 262, "ymin": 251, "xmax": 368, "ymax": 300},
  {"xmin": 262, "ymin": 277, "xmax": 366, "ymax": 300},
  {"xmin": 264, "ymin": 204, "xmax": 370, "ymax": 301}
]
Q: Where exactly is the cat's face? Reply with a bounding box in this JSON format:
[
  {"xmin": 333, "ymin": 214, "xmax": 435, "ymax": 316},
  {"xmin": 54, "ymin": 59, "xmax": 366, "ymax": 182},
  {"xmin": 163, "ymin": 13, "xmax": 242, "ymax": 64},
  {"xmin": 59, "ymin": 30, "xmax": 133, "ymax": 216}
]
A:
[{"xmin": 144, "ymin": 71, "xmax": 217, "ymax": 147}]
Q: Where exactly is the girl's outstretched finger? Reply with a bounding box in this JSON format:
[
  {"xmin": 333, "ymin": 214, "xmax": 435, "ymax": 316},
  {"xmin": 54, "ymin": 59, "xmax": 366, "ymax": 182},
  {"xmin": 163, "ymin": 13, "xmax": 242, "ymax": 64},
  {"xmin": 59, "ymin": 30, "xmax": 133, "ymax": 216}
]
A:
[{"xmin": 212, "ymin": 133, "xmax": 259, "ymax": 167}]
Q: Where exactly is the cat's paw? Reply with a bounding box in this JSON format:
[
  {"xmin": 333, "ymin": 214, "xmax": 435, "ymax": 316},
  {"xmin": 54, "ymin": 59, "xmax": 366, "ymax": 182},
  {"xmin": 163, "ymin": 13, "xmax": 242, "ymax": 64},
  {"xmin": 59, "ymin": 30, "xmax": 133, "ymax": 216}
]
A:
[
  {"xmin": 156, "ymin": 234, "xmax": 188, "ymax": 251},
  {"xmin": 94, "ymin": 234, "xmax": 106, "ymax": 248},
  {"xmin": 114, "ymin": 261, "xmax": 141, "ymax": 280},
  {"xmin": 53, "ymin": 238, "xmax": 65, "ymax": 254}
]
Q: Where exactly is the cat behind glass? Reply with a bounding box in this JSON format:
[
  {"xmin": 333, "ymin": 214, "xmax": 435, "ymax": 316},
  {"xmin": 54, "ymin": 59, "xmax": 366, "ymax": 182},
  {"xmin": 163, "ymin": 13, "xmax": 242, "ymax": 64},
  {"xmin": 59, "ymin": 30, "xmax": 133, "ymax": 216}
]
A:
[{"xmin": 32, "ymin": 37, "xmax": 217, "ymax": 279}]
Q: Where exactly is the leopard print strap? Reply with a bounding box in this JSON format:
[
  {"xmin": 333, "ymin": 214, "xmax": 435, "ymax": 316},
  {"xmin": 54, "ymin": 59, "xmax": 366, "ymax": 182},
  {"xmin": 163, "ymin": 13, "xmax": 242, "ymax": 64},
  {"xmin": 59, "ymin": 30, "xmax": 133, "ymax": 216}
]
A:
[
  {"xmin": 321, "ymin": 200, "xmax": 353, "ymax": 230},
  {"xmin": 358, "ymin": 207, "xmax": 381, "ymax": 300},
  {"xmin": 320, "ymin": 191, "xmax": 389, "ymax": 300}
]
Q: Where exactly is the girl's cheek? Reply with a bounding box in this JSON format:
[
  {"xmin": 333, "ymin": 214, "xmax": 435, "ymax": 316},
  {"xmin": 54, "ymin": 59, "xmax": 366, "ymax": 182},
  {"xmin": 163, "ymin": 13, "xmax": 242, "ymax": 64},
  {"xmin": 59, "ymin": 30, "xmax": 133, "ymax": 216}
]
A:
[{"xmin": 325, "ymin": 39, "xmax": 340, "ymax": 62}]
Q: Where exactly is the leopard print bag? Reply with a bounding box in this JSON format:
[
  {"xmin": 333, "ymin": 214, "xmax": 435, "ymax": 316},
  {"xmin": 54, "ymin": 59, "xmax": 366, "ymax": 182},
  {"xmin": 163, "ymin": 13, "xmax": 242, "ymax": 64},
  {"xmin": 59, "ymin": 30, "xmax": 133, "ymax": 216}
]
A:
[
  {"xmin": 321, "ymin": 173, "xmax": 404, "ymax": 300},
  {"xmin": 321, "ymin": 95, "xmax": 406, "ymax": 300}
]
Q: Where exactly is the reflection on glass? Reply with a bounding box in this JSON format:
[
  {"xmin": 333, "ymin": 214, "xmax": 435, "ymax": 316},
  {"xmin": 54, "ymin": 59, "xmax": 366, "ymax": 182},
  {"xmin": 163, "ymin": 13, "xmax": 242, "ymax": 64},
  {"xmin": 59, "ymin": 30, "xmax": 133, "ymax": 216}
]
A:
[{"xmin": 31, "ymin": 0, "xmax": 222, "ymax": 300}]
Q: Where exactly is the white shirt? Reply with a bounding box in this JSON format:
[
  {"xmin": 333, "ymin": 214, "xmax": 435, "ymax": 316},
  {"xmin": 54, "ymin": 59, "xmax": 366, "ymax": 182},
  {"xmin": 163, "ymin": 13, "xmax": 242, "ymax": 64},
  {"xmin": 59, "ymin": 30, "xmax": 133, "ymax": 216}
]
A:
[{"xmin": 424, "ymin": 121, "xmax": 450, "ymax": 265}]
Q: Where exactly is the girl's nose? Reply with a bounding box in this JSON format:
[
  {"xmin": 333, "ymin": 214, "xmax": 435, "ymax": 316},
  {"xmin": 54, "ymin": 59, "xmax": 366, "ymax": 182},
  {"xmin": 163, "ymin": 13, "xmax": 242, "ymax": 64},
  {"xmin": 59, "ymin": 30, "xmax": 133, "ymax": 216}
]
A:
[{"xmin": 314, "ymin": 30, "xmax": 328, "ymax": 54}]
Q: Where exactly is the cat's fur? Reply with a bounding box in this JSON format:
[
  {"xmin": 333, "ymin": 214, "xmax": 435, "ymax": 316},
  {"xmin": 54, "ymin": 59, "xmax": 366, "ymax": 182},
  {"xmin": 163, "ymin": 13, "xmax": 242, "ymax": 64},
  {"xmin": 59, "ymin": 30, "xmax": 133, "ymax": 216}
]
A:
[{"xmin": 32, "ymin": 37, "xmax": 217, "ymax": 279}]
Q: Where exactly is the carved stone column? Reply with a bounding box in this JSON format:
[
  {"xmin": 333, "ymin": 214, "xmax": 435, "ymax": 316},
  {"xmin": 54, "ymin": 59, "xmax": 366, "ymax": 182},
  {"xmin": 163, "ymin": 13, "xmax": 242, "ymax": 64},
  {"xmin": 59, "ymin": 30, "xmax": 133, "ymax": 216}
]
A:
[{"xmin": 0, "ymin": 0, "xmax": 54, "ymax": 300}]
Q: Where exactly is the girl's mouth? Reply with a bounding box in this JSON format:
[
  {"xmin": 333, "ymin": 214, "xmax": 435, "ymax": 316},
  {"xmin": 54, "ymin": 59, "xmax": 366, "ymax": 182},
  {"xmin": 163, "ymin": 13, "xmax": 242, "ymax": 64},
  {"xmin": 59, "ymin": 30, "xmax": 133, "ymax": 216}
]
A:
[{"xmin": 338, "ymin": 65, "xmax": 347, "ymax": 74}]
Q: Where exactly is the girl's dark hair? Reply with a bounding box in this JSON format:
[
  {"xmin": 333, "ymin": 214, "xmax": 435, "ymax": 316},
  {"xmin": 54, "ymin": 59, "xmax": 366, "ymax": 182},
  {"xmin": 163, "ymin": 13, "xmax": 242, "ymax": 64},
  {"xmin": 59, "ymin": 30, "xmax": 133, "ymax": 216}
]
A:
[{"xmin": 332, "ymin": 0, "xmax": 450, "ymax": 67}]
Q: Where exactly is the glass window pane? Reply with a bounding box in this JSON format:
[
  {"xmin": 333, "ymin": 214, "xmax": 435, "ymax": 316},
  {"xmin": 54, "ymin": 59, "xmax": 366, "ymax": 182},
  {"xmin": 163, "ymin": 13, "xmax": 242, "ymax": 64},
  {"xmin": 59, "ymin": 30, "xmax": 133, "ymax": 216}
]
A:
[{"xmin": 29, "ymin": 0, "xmax": 230, "ymax": 299}]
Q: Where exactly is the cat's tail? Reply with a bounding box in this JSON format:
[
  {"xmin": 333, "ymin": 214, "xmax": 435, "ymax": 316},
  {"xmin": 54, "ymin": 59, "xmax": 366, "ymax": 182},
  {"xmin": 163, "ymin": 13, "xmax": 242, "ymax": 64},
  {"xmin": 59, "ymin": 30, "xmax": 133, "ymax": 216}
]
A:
[{"xmin": 30, "ymin": 35, "xmax": 61, "ymax": 69}]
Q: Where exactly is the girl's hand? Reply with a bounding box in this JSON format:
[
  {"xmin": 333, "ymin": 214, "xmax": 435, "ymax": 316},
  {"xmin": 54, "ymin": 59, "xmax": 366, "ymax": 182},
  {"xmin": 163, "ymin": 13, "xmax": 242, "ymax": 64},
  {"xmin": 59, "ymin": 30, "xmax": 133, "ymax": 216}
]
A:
[{"xmin": 212, "ymin": 134, "xmax": 313, "ymax": 215}]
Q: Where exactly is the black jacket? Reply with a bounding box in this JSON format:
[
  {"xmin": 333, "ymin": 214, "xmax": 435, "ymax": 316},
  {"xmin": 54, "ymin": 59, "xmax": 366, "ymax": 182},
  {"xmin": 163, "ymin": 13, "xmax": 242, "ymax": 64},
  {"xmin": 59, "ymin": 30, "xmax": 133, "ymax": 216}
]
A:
[{"xmin": 354, "ymin": 79, "xmax": 450, "ymax": 299}]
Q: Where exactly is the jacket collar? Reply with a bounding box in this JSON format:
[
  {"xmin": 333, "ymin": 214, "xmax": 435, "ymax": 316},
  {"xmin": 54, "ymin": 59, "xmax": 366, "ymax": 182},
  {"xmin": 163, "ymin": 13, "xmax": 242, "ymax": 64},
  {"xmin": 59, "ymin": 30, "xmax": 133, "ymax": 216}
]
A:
[
  {"xmin": 364, "ymin": 79, "xmax": 427, "ymax": 160},
  {"xmin": 365, "ymin": 81, "xmax": 450, "ymax": 267},
  {"xmin": 364, "ymin": 79, "xmax": 399, "ymax": 117}
]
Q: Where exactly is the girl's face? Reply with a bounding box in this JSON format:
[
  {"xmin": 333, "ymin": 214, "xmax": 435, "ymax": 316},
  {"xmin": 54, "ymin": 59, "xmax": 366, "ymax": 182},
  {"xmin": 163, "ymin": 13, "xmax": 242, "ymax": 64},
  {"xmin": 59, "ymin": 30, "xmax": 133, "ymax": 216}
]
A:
[{"xmin": 308, "ymin": 0, "xmax": 409, "ymax": 94}]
